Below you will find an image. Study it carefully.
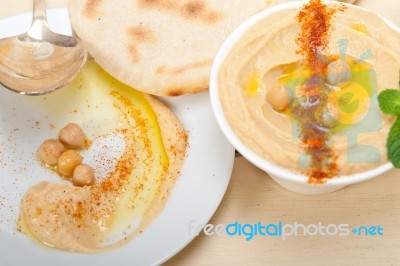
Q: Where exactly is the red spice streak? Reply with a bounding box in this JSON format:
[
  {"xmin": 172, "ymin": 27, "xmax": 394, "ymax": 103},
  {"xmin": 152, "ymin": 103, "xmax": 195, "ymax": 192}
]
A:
[
  {"xmin": 295, "ymin": 0, "xmax": 338, "ymax": 183},
  {"xmin": 297, "ymin": 0, "xmax": 336, "ymax": 75}
]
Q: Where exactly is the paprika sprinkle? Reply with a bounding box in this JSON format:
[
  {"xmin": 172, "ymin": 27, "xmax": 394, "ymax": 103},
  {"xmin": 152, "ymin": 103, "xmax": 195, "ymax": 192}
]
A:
[{"xmin": 292, "ymin": 0, "xmax": 339, "ymax": 183}]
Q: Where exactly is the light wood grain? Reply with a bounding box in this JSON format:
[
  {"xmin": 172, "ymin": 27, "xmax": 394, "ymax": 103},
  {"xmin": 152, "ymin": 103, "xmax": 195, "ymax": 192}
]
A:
[
  {"xmin": 166, "ymin": 157, "xmax": 400, "ymax": 265},
  {"xmin": 0, "ymin": 1, "xmax": 399, "ymax": 265}
]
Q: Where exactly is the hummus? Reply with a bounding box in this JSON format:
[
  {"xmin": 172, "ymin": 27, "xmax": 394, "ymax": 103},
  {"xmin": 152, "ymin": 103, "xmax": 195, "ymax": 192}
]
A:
[
  {"xmin": 18, "ymin": 61, "xmax": 187, "ymax": 252},
  {"xmin": 219, "ymin": 2, "xmax": 400, "ymax": 179}
]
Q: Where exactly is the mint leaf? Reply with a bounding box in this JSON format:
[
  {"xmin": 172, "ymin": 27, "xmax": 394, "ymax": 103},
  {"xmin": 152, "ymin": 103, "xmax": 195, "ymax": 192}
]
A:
[
  {"xmin": 378, "ymin": 89, "xmax": 400, "ymax": 115},
  {"xmin": 387, "ymin": 117, "xmax": 400, "ymax": 167}
]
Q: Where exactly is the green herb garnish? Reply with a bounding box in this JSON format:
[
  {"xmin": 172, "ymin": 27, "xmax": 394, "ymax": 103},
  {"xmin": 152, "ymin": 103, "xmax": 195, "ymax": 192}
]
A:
[
  {"xmin": 387, "ymin": 117, "xmax": 400, "ymax": 167},
  {"xmin": 378, "ymin": 89, "xmax": 400, "ymax": 167},
  {"xmin": 378, "ymin": 89, "xmax": 400, "ymax": 115}
]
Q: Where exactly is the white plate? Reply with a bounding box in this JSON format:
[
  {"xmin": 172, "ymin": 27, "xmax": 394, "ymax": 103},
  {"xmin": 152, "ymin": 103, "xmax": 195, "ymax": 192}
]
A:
[{"xmin": 0, "ymin": 8, "xmax": 234, "ymax": 266}]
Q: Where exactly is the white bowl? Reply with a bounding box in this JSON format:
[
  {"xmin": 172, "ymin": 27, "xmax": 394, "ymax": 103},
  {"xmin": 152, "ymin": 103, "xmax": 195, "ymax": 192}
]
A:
[{"xmin": 210, "ymin": 1, "xmax": 398, "ymax": 195}]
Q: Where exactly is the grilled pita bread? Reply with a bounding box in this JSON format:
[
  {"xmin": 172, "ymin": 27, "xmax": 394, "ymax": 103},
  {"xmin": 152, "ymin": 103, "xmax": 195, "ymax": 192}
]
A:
[{"xmin": 68, "ymin": 0, "xmax": 293, "ymax": 96}]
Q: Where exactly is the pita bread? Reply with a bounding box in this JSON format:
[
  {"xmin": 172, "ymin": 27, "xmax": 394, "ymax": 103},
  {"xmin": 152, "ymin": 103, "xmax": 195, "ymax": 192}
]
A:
[{"xmin": 68, "ymin": 0, "xmax": 294, "ymax": 96}]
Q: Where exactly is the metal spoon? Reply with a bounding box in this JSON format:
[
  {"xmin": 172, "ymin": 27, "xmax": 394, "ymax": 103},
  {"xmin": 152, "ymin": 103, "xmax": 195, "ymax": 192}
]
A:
[{"xmin": 0, "ymin": 0, "xmax": 87, "ymax": 95}]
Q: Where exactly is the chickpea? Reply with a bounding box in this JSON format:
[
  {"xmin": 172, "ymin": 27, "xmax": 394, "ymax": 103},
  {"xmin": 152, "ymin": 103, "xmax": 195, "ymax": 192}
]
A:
[
  {"xmin": 326, "ymin": 59, "xmax": 352, "ymax": 86},
  {"xmin": 59, "ymin": 123, "xmax": 86, "ymax": 149},
  {"xmin": 266, "ymin": 85, "xmax": 292, "ymax": 111},
  {"xmin": 37, "ymin": 139, "xmax": 65, "ymax": 165},
  {"xmin": 72, "ymin": 164, "xmax": 95, "ymax": 187},
  {"xmin": 57, "ymin": 150, "xmax": 83, "ymax": 177}
]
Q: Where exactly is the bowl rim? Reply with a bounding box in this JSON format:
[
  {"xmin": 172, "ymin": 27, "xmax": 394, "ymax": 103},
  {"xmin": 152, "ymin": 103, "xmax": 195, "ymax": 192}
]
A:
[{"xmin": 209, "ymin": 0, "xmax": 399, "ymax": 186}]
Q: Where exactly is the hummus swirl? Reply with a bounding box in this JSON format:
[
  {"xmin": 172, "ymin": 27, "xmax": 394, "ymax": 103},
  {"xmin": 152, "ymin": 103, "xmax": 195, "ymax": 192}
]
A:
[{"xmin": 19, "ymin": 62, "xmax": 187, "ymax": 252}]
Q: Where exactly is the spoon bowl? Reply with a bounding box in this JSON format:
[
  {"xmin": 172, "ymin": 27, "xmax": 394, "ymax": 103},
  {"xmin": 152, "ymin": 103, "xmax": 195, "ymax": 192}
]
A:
[{"xmin": 0, "ymin": 0, "xmax": 87, "ymax": 95}]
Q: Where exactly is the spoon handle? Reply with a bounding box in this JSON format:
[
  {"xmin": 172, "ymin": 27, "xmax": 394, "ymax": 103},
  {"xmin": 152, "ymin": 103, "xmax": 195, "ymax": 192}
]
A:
[
  {"xmin": 27, "ymin": 0, "xmax": 49, "ymax": 39},
  {"xmin": 32, "ymin": 0, "xmax": 47, "ymax": 21}
]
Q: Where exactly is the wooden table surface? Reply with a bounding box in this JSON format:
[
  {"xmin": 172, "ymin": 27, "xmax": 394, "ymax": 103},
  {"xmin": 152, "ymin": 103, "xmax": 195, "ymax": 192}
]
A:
[{"xmin": 1, "ymin": 1, "xmax": 400, "ymax": 265}]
